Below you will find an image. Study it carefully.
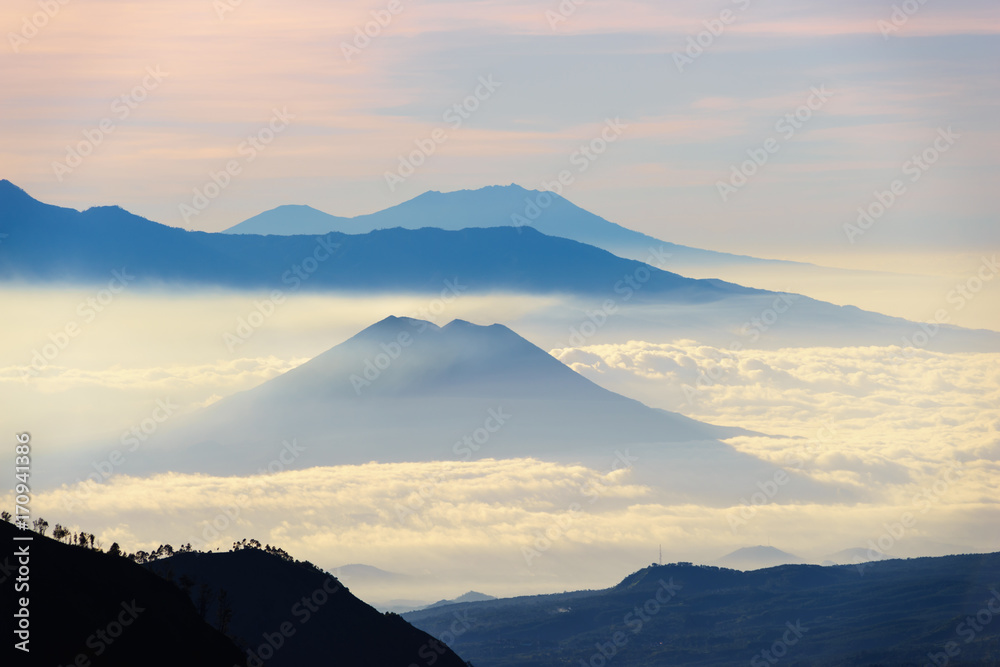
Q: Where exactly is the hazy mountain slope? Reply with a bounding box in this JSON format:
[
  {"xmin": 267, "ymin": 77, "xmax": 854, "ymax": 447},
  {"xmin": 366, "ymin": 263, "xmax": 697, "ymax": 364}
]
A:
[
  {"xmin": 3, "ymin": 180, "xmax": 997, "ymax": 352},
  {"xmin": 714, "ymin": 545, "xmax": 806, "ymax": 570},
  {"xmin": 147, "ymin": 547, "xmax": 468, "ymax": 667},
  {"xmin": 0, "ymin": 180, "xmax": 750, "ymax": 302},
  {"xmin": 227, "ymin": 186, "xmax": 973, "ymax": 331},
  {"xmin": 231, "ymin": 203, "xmax": 354, "ymax": 235},
  {"xmin": 224, "ymin": 184, "xmax": 787, "ymax": 268},
  {"xmin": 136, "ymin": 316, "xmax": 752, "ymax": 472},
  {"xmin": 0, "ymin": 520, "xmax": 247, "ymax": 666},
  {"xmin": 404, "ymin": 553, "xmax": 1000, "ymax": 666},
  {"xmin": 108, "ymin": 316, "xmax": 849, "ymax": 507}
]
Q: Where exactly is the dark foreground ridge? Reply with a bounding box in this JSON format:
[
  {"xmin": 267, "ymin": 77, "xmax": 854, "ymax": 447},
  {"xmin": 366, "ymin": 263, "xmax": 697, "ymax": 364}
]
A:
[
  {"xmin": 404, "ymin": 553, "xmax": 1000, "ymax": 666},
  {"xmin": 0, "ymin": 521, "xmax": 469, "ymax": 667},
  {"xmin": 0, "ymin": 519, "xmax": 245, "ymax": 666}
]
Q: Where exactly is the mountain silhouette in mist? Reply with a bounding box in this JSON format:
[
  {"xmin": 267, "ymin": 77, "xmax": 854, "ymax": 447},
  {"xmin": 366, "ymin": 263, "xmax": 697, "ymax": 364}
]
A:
[
  {"xmin": 224, "ymin": 183, "xmax": 789, "ymax": 268},
  {"xmin": 120, "ymin": 316, "xmax": 846, "ymax": 506},
  {"xmin": 139, "ymin": 316, "xmax": 749, "ymax": 471},
  {"xmin": 4, "ymin": 180, "xmax": 996, "ymax": 352},
  {"xmin": 0, "ymin": 180, "xmax": 750, "ymax": 302},
  {"xmin": 714, "ymin": 545, "xmax": 806, "ymax": 570}
]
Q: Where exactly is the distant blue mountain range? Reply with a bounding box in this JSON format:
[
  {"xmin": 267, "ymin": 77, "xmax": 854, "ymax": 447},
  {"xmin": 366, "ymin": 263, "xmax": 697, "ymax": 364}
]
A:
[
  {"xmin": 0, "ymin": 180, "xmax": 750, "ymax": 302},
  {"xmin": 3, "ymin": 179, "xmax": 999, "ymax": 355},
  {"xmin": 223, "ymin": 183, "xmax": 793, "ymax": 268}
]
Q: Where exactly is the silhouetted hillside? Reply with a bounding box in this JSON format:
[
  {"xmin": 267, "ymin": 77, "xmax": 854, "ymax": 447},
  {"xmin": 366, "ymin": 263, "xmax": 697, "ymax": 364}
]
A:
[
  {"xmin": 147, "ymin": 543, "xmax": 469, "ymax": 667},
  {"xmin": 405, "ymin": 553, "xmax": 1000, "ymax": 666},
  {"xmin": 0, "ymin": 519, "xmax": 246, "ymax": 666}
]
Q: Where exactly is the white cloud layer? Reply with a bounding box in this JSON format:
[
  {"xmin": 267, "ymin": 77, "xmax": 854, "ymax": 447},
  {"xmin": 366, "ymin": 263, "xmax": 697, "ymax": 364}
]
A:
[{"xmin": 6, "ymin": 340, "xmax": 998, "ymax": 599}]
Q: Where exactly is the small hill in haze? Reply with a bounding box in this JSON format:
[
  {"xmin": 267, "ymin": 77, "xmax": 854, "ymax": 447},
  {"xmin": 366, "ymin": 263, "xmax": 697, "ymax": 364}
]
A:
[
  {"xmin": 421, "ymin": 591, "xmax": 498, "ymax": 611},
  {"xmin": 714, "ymin": 545, "xmax": 806, "ymax": 570},
  {"xmin": 823, "ymin": 546, "xmax": 887, "ymax": 566}
]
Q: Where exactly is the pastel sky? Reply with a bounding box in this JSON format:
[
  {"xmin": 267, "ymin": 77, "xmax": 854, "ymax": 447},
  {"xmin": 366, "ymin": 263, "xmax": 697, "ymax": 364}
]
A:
[{"xmin": 2, "ymin": 0, "xmax": 998, "ymax": 259}]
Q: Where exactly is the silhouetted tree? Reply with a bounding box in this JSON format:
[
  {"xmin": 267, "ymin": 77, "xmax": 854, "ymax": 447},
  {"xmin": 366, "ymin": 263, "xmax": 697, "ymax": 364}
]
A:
[
  {"xmin": 52, "ymin": 524, "xmax": 70, "ymax": 542},
  {"xmin": 178, "ymin": 574, "xmax": 196, "ymax": 598},
  {"xmin": 1, "ymin": 511, "xmax": 11, "ymax": 522},
  {"xmin": 217, "ymin": 589, "xmax": 233, "ymax": 635},
  {"xmin": 108, "ymin": 542, "xmax": 122, "ymax": 557},
  {"xmin": 32, "ymin": 518, "xmax": 48, "ymax": 536},
  {"xmin": 196, "ymin": 584, "xmax": 211, "ymax": 620}
]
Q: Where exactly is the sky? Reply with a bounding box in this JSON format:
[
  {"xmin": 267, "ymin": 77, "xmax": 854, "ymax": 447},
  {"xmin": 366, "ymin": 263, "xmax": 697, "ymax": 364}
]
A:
[
  {"xmin": 2, "ymin": 0, "xmax": 998, "ymax": 260},
  {"xmin": 2, "ymin": 0, "xmax": 999, "ymax": 602}
]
